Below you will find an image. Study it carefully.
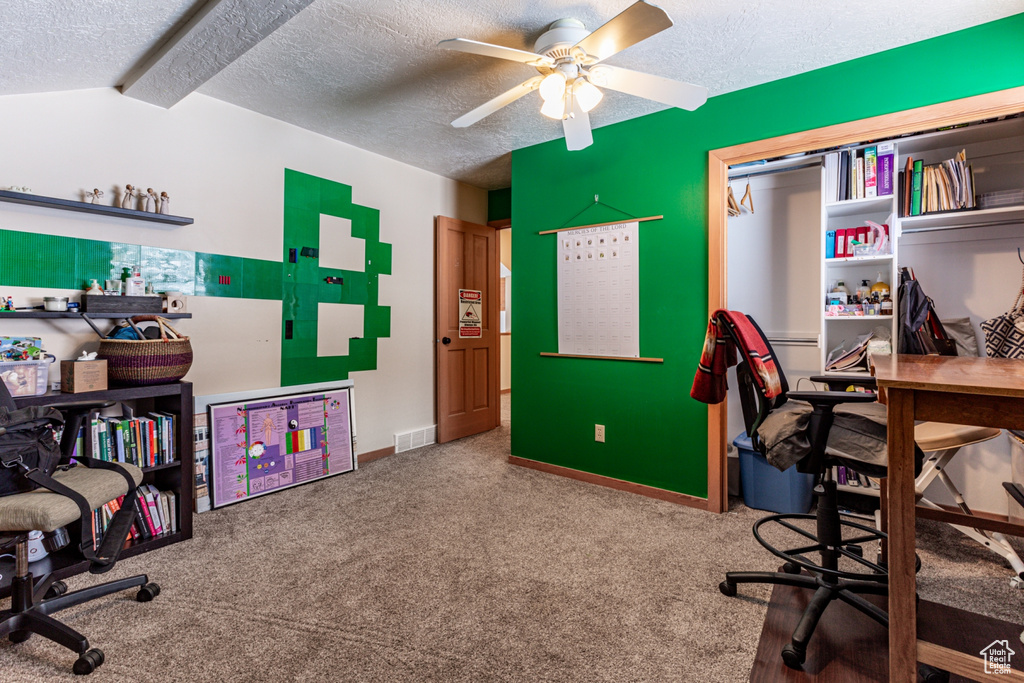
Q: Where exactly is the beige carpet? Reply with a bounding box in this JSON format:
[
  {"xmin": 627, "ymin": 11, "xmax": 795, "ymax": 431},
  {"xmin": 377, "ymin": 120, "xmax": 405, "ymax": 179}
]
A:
[{"xmin": 2, "ymin": 395, "xmax": 1022, "ymax": 681}]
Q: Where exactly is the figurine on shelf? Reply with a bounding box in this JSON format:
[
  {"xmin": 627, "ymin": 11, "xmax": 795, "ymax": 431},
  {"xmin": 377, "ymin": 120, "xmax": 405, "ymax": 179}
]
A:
[
  {"xmin": 143, "ymin": 187, "xmax": 157, "ymax": 212},
  {"xmin": 2, "ymin": 296, "xmax": 14, "ymax": 311},
  {"xmin": 158, "ymin": 191, "xmax": 170, "ymax": 214},
  {"xmin": 86, "ymin": 188, "xmax": 104, "ymax": 204},
  {"xmin": 121, "ymin": 184, "xmax": 136, "ymax": 209}
]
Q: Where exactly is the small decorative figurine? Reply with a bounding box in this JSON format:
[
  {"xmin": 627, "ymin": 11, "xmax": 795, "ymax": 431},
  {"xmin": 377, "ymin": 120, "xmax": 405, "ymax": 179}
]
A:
[
  {"xmin": 143, "ymin": 187, "xmax": 157, "ymax": 212},
  {"xmin": 86, "ymin": 188, "xmax": 104, "ymax": 204},
  {"xmin": 121, "ymin": 184, "xmax": 136, "ymax": 209},
  {"xmin": 3, "ymin": 296, "xmax": 14, "ymax": 311},
  {"xmin": 158, "ymin": 191, "xmax": 170, "ymax": 214}
]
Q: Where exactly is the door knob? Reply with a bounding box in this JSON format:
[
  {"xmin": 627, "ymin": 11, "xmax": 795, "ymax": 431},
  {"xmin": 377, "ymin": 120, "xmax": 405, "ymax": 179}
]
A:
[{"xmin": 441, "ymin": 337, "xmax": 452, "ymax": 345}]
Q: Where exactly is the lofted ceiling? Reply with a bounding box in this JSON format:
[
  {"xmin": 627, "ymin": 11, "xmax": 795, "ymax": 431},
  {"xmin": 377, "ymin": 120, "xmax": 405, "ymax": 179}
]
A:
[{"xmin": 1, "ymin": 0, "xmax": 1022, "ymax": 189}]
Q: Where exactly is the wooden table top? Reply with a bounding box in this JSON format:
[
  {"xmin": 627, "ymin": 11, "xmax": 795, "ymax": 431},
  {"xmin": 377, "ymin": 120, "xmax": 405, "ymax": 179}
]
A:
[{"xmin": 872, "ymin": 354, "xmax": 1024, "ymax": 398}]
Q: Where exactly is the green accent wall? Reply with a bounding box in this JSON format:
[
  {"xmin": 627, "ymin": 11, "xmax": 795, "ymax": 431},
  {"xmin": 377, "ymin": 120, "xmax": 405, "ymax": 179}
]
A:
[
  {"xmin": 510, "ymin": 14, "xmax": 1024, "ymax": 498},
  {"xmin": 488, "ymin": 187, "xmax": 512, "ymax": 223}
]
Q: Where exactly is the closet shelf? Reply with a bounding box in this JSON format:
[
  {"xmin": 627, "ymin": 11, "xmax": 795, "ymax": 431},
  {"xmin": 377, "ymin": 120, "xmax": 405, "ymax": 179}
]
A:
[
  {"xmin": 0, "ymin": 189, "xmax": 194, "ymax": 227},
  {"xmin": 824, "ymin": 195, "xmax": 894, "ymax": 217},
  {"xmin": 899, "ymin": 205, "xmax": 1024, "ymax": 233},
  {"xmin": 825, "ymin": 255, "xmax": 894, "ymax": 267},
  {"xmin": 824, "ymin": 315, "xmax": 893, "ymax": 321}
]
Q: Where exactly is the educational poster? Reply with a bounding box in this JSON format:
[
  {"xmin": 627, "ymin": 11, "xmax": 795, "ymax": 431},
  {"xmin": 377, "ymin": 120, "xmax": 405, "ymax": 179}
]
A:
[
  {"xmin": 557, "ymin": 221, "xmax": 640, "ymax": 357},
  {"xmin": 459, "ymin": 288, "xmax": 482, "ymax": 338},
  {"xmin": 209, "ymin": 388, "xmax": 354, "ymax": 509}
]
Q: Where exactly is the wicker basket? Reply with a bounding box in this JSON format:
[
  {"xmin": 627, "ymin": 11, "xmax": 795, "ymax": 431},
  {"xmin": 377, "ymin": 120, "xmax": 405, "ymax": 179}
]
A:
[{"xmin": 97, "ymin": 316, "xmax": 192, "ymax": 386}]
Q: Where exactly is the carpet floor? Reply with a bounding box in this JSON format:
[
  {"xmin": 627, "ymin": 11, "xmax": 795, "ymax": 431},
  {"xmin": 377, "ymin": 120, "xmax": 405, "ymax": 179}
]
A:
[{"xmin": 2, "ymin": 395, "xmax": 1022, "ymax": 682}]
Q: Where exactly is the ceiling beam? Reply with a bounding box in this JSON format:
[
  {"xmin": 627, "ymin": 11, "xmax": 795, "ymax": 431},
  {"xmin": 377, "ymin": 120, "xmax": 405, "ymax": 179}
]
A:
[{"xmin": 120, "ymin": 0, "xmax": 314, "ymax": 108}]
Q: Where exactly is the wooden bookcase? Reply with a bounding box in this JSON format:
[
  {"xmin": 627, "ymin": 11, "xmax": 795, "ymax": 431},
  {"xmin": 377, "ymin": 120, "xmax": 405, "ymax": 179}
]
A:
[{"xmin": 1, "ymin": 381, "xmax": 194, "ymax": 597}]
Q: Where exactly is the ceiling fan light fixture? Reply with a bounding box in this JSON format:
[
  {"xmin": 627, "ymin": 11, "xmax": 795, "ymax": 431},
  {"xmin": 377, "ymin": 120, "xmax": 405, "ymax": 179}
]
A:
[
  {"xmin": 573, "ymin": 79, "xmax": 603, "ymax": 113},
  {"xmin": 540, "ymin": 96, "xmax": 566, "ymax": 120},
  {"xmin": 539, "ymin": 72, "xmax": 567, "ymax": 102}
]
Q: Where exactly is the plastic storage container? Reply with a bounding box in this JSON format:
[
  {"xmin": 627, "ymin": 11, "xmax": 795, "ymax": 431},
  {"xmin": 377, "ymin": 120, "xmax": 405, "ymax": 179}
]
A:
[
  {"xmin": 735, "ymin": 432, "xmax": 815, "ymax": 514},
  {"xmin": 0, "ymin": 359, "xmax": 50, "ymax": 397}
]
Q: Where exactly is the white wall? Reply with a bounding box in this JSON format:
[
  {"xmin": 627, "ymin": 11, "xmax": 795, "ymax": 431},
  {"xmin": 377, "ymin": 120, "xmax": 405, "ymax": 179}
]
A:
[{"xmin": 0, "ymin": 88, "xmax": 487, "ymax": 454}]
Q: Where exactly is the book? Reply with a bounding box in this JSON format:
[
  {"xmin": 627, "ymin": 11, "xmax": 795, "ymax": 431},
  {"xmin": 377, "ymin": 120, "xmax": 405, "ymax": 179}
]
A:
[
  {"xmin": 902, "ymin": 157, "xmax": 914, "ymax": 216},
  {"xmin": 864, "ymin": 146, "xmax": 877, "ymax": 198},
  {"xmin": 911, "ymin": 159, "xmax": 924, "ymax": 215},
  {"xmin": 835, "ymin": 228, "xmax": 848, "ymax": 259},
  {"xmin": 838, "ymin": 150, "xmax": 849, "ymax": 201},
  {"xmin": 877, "ymin": 142, "xmax": 894, "ymax": 196},
  {"xmin": 856, "ymin": 156, "xmax": 865, "ymax": 199}
]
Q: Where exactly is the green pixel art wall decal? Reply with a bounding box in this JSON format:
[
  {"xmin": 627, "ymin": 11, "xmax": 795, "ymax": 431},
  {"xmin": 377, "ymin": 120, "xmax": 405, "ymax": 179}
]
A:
[
  {"xmin": 280, "ymin": 169, "xmax": 391, "ymax": 386},
  {"xmin": 0, "ymin": 169, "xmax": 391, "ymax": 387}
]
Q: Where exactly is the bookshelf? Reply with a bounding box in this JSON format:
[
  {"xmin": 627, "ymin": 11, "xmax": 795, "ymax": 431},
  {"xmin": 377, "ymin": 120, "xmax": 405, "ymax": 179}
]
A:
[{"xmin": 1, "ymin": 381, "xmax": 194, "ymax": 597}]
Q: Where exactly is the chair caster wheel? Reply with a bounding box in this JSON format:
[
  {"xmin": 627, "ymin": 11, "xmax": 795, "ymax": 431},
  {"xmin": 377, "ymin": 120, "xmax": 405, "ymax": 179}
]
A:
[
  {"xmin": 9, "ymin": 629, "xmax": 30, "ymax": 643},
  {"xmin": 918, "ymin": 664, "xmax": 950, "ymax": 683},
  {"xmin": 44, "ymin": 580, "xmax": 68, "ymax": 599},
  {"xmin": 782, "ymin": 562, "xmax": 801, "ymax": 575},
  {"xmin": 781, "ymin": 643, "xmax": 805, "ymax": 669},
  {"xmin": 719, "ymin": 581, "xmax": 737, "ymax": 597},
  {"xmin": 73, "ymin": 648, "xmax": 104, "ymax": 675},
  {"xmin": 136, "ymin": 583, "xmax": 160, "ymax": 602},
  {"xmin": 1010, "ymin": 576, "xmax": 1023, "ymax": 590}
]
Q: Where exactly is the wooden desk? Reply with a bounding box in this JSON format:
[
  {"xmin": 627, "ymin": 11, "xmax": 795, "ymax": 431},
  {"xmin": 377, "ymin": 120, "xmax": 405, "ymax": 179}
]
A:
[{"xmin": 873, "ymin": 354, "xmax": 1024, "ymax": 682}]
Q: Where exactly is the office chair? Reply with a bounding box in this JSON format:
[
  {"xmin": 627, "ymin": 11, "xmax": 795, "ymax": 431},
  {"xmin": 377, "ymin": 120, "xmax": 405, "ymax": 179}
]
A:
[
  {"xmin": 819, "ymin": 383, "xmax": 1023, "ymax": 587},
  {"xmin": 0, "ymin": 380, "xmax": 159, "ymax": 675}
]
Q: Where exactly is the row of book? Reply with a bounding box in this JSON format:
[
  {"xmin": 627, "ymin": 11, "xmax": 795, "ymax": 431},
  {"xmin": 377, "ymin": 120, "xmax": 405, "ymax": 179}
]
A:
[
  {"xmin": 898, "ymin": 149, "xmax": 976, "ymax": 217},
  {"xmin": 824, "ymin": 144, "xmax": 895, "ymax": 203},
  {"xmin": 832, "ymin": 466, "xmax": 880, "ymax": 490},
  {"xmin": 825, "ymin": 224, "xmax": 890, "ymax": 259},
  {"xmin": 91, "ymin": 485, "xmax": 179, "ymax": 547},
  {"xmin": 75, "ymin": 413, "xmax": 178, "ymax": 468}
]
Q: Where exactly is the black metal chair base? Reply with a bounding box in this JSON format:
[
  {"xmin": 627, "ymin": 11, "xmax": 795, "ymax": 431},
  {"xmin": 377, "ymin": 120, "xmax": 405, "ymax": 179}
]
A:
[{"xmin": 0, "ymin": 567, "xmax": 155, "ymax": 675}]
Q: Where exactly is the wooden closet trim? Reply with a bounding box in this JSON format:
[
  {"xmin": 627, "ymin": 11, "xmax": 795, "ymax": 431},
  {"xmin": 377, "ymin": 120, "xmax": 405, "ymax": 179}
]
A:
[{"xmin": 704, "ymin": 85, "xmax": 1024, "ymax": 514}]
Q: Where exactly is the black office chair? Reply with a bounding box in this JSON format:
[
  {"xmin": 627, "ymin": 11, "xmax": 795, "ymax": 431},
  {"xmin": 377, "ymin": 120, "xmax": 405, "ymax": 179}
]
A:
[
  {"xmin": 0, "ymin": 380, "xmax": 159, "ymax": 675},
  {"xmin": 713, "ymin": 313, "xmax": 940, "ymax": 674}
]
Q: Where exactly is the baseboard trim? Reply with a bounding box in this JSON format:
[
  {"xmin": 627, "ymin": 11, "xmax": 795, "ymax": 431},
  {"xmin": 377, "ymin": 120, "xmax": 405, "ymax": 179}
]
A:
[
  {"xmin": 358, "ymin": 446, "xmax": 395, "ymax": 465},
  {"xmin": 508, "ymin": 456, "xmax": 708, "ymax": 510},
  {"xmin": 500, "ymin": 388, "xmax": 511, "ymax": 395}
]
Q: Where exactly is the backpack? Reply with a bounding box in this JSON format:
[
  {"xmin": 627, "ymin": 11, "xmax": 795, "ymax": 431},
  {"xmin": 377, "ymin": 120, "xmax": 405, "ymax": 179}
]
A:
[{"xmin": 0, "ymin": 405, "xmax": 65, "ymax": 496}]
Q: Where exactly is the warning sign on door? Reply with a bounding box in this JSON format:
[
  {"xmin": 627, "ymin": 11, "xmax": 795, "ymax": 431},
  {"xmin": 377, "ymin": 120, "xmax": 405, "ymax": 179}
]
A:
[{"xmin": 459, "ymin": 289, "xmax": 482, "ymax": 338}]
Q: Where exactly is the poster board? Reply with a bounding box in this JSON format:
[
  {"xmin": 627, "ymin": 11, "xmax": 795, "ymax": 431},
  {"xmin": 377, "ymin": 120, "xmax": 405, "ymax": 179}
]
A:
[
  {"xmin": 556, "ymin": 221, "xmax": 640, "ymax": 358},
  {"xmin": 208, "ymin": 387, "xmax": 355, "ymax": 509}
]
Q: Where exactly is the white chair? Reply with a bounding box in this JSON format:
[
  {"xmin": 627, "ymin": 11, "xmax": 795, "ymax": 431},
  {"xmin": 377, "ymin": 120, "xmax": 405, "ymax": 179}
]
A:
[{"xmin": 913, "ymin": 422, "xmax": 1024, "ymax": 588}]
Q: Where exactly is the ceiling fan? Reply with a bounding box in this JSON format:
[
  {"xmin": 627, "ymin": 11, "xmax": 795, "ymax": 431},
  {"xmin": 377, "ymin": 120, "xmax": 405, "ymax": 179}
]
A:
[{"xmin": 439, "ymin": 0, "xmax": 708, "ymax": 151}]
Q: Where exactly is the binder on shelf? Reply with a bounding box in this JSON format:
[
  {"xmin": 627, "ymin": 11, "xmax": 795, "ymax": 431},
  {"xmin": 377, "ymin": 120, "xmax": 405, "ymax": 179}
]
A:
[
  {"xmin": 839, "ymin": 150, "xmax": 849, "ymax": 201},
  {"xmin": 911, "ymin": 159, "xmax": 924, "ymax": 216},
  {"xmin": 825, "ymin": 230, "xmax": 836, "ymax": 259},
  {"xmin": 835, "ymin": 228, "xmax": 847, "ymax": 258},
  {"xmin": 864, "ymin": 146, "xmax": 877, "ymax": 198},
  {"xmin": 855, "ymin": 156, "xmax": 865, "ymax": 199},
  {"xmin": 877, "ymin": 142, "xmax": 894, "ymax": 196}
]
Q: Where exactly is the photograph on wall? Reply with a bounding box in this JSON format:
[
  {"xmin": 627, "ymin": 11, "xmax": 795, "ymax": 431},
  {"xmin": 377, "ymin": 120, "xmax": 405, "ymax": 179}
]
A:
[{"xmin": 208, "ymin": 388, "xmax": 354, "ymax": 509}]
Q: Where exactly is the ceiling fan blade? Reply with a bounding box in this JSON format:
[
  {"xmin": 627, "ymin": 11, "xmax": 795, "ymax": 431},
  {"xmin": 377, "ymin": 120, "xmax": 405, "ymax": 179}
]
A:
[
  {"xmin": 452, "ymin": 76, "xmax": 544, "ymax": 128},
  {"xmin": 571, "ymin": 1, "xmax": 673, "ymax": 64},
  {"xmin": 438, "ymin": 38, "xmax": 554, "ymax": 67},
  {"xmin": 587, "ymin": 65, "xmax": 708, "ymax": 111},
  {"xmin": 562, "ymin": 99, "xmax": 593, "ymax": 151}
]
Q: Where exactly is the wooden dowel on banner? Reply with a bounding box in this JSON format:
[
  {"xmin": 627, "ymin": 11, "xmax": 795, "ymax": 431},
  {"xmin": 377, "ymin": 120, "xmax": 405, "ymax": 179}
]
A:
[
  {"xmin": 540, "ymin": 352, "xmax": 663, "ymax": 363},
  {"xmin": 538, "ymin": 215, "xmax": 663, "ymax": 234}
]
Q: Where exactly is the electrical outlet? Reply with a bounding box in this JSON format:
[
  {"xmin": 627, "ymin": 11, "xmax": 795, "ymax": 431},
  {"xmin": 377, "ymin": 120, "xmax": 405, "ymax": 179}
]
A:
[{"xmin": 595, "ymin": 424, "xmax": 605, "ymax": 442}]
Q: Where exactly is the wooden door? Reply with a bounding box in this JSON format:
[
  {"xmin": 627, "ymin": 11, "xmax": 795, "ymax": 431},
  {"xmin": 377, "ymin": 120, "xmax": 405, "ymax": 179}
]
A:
[{"xmin": 435, "ymin": 216, "xmax": 500, "ymax": 443}]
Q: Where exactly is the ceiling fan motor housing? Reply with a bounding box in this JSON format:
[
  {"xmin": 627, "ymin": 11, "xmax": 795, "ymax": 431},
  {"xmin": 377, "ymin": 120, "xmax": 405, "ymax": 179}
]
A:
[{"xmin": 534, "ymin": 18, "xmax": 589, "ymax": 60}]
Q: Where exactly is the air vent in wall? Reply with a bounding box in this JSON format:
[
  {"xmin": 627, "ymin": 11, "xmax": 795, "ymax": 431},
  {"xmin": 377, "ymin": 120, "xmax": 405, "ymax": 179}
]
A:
[{"xmin": 394, "ymin": 426, "xmax": 437, "ymax": 454}]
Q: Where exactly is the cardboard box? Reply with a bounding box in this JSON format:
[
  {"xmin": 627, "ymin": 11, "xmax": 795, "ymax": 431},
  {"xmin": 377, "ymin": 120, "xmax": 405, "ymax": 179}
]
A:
[{"xmin": 60, "ymin": 360, "xmax": 107, "ymax": 393}]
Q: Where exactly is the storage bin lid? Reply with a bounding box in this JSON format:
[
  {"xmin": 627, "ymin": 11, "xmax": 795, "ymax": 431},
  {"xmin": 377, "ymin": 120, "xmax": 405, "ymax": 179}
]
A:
[{"xmin": 733, "ymin": 432, "xmax": 753, "ymax": 450}]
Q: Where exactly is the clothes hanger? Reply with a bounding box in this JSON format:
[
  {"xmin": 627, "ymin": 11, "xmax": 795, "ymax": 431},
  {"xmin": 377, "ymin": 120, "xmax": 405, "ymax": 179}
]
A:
[
  {"xmin": 727, "ymin": 182, "xmax": 740, "ymax": 217},
  {"xmin": 740, "ymin": 178, "xmax": 754, "ymax": 214}
]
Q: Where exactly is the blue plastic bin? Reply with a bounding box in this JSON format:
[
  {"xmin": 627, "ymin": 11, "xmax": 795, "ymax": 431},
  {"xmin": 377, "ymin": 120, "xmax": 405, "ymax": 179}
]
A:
[{"xmin": 734, "ymin": 433, "xmax": 815, "ymax": 514}]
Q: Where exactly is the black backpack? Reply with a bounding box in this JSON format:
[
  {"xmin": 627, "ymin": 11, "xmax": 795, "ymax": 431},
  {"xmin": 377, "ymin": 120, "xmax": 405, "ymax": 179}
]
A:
[{"xmin": 0, "ymin": 405, "xmax": 65, "ymax": 496}]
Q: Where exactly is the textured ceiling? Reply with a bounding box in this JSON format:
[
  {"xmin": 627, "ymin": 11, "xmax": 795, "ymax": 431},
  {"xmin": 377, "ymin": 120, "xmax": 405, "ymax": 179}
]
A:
[{"xmin": 2, "ymin": 0, "xmax": 1022, "ymax": 189}]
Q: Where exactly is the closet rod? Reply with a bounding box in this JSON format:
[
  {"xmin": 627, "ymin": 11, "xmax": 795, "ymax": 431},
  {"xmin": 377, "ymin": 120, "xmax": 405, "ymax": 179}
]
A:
[
  {"xmin": 901, "ymin": 219, "xmax": 1024, "ymax": 235},
  {"xmin": 728, "ymin": 161, "xmax": 821, "ymax": 180},
  {"xmin": 767, "ymin": 337, "xmax": 818, "ymax": 346}
]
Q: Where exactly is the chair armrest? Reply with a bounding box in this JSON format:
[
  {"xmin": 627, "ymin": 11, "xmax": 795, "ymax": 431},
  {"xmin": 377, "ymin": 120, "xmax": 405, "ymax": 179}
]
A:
[
  {"xmin": 808, "ymin": 375, "xmax": 878, "ymax": 391},
  {"xmin": 788, "ymin": 390, "xmax": 877, "ymax": 408}
]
